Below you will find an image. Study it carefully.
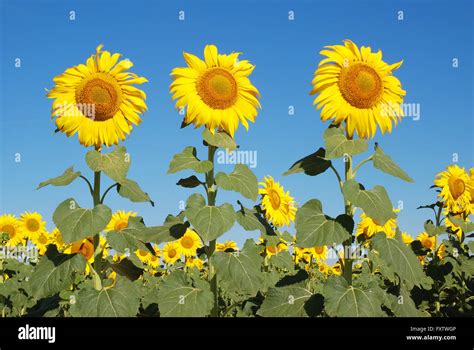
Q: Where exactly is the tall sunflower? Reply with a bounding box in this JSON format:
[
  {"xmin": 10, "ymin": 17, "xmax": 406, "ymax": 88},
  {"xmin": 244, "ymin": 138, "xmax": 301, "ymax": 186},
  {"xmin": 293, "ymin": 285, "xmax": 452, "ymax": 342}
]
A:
[
  {"xmin": 259, "ymin": 176, "xmax": 296, "ymax": 227},
  {"xmin": 0, "ymin": 214, "xmax": 23, "ymax": 246},
  {"xmin": 105, "ymin": 210, "xmax": 137, "ymax": 232},
  {"xmin": 434, "ymin": 165, "xmax": 472, "ymax": 214},
  {"xmin": 170, "ymin": 44, "xmax": 261, "ymax": 137},
  {"xmin": 47, "ymin": 45, "xmax": 148, "ymax": 148},
  {"xmin": 19, "ymin": 212, "xmax": 46, "ymax": 240},
  {"xmin": 178, "ymin": 229, "xmax": 202, "ymax": 257},
  {"xmin": 310, "ymin": 40, "xmax": 406, "ymax": 139}
]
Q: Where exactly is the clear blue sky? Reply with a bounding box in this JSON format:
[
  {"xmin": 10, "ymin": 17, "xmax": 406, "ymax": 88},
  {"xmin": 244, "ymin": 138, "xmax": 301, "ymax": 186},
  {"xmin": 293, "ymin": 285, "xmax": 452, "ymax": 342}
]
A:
[{"xmin": 1, "ymin": 0, "xmax": 472, "ymax": 246}]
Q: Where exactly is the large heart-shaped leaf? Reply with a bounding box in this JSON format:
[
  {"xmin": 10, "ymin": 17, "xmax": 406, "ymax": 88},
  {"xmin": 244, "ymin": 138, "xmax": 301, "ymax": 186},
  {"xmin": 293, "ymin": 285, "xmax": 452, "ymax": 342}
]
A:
[
  {"xmin": 373, "ymin": 145, "xmax": 413, "ymax": 182},
  {"xmin": 117, "ymin": 178, "xmax": 153, "ymax": 206},
  {"xmin": 167, "ymin": 146, "xmax": 213, "ymax": 174},
  {"xmin": 37, "ymin": 166, "xmax": 81, "ymax": 189},
  {"xmin": 202, "ymin": 129, "xmax": 237, "ymax": 151},
  {"xmin": 215, "ymin": 164, "xmax": 258, "ymax": 201},
  {"xmin": 323, "ymin": 126, "xmax": 368, "ymax": 159},
  {"xmin": 53, "ymin": 198, "xmax": 112, "ymax": 244},
  {"xmin": 86, "ymin": 145, "xmax": 130, "ymax": 182}
]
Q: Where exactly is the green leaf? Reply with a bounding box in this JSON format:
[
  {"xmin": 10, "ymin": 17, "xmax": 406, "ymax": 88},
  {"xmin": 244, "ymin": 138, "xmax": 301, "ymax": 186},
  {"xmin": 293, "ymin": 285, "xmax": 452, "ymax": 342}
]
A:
[
  {"xmin": 323, "ymin": 126, "xmax": 368, "ymax": 159},
  {"xmin": 117, "ymin": 179, "xmax": 153, "ymax": 206},
  {"xmin": 106, "ymin": 217, "xmax": 151, "ymax": 253},
  {"xmin": 143, "ymin": 215, "xmax": 188, "ymax": 244},
  {"xmin": 323, "ymin": 277, "xmax": 384, "ymax": 317},
  {"xmin": 167, "ymin": 146, "xmax": 213, "ymax": 174},
  {"xmin": 213, "ymin": 239, "xmax": 264, "ymax": 296},
  {"xmin": 372, "ymin": 233, "xmax": 426, "ymax": 289},
  {"xmin": 284, "ymin": 148, "xmax": 331, "ymax": 176},
  {"xmin": 37, "ymin": 166, "xmax": 81, "ymax": 189},
  {"xmin": 447, "ymin": 216, "xmax": 474, "ymax": 234},
  {"xmin": 257, "ymin": 282, "xmax": 320, "ymax": 317},
  {"xmin": 386, "ymin": 285, "xmax": 427, "ymax": 317},
  {"xmin": 235, "ymin": 204, "xmax": 276, "ymax": 237},
  {"xmin": 157, "ymin": 270, "xmax": 213, "ymax": 317},
  {"xmin": 71, "ymin": 277, "xmax": 140, "ymax": 317},
  {"xmin": 295, "ymin": 199, "xmax": 350, "ymax": 247},
  {"xmin": 202, "ymin": 129, "xmax": 237, "ymax": 151},
  {"xmin": 52, "ymin": 198, "xmax": 112, "ymax": 244},
  {"xmin": 30, "ymin": 246, "xmax": 86, "ymax": 299},
  {"xmin": 86, "ymin": 145, "xmax": 130, "ymax": 182},
  {"xmin": 177, "ymin": 175, "xmax": 203, "ymax": 188},
  {"xmin": 185, "ymin": 194, "xmax": 235, "ymax": 242},
  {"xmin": 372, "ymin": 145, "xmax": 413, "ymax": 182},
  {"xmin": 269, "ymin": 251, "xmax": 295, "ymax": 271},
  {"xmin": 215, "ymin": 164, "xmax": 258, "ymax": 201},
  {"xmin": 424, "ymin": 220, "xmax": 446, "ymax": 236},
  {"xmin": 343, "ymin": 179, "xmax": 396, "ymax": 225},
  {"xmin": 108, "ymin": 258, "xmax": 143, "ymax": 281}
]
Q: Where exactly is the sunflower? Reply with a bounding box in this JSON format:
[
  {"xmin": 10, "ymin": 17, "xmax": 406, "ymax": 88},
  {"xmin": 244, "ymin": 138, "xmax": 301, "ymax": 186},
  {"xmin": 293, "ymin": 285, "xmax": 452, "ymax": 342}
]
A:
[
  {"xmin": 311, "ymin": 246, "xmax": 328, "ymax": 261},
  {"xmin": 19, "ymin": 212, "xmax": 46, "ymax": 240},
  {"xmin": 162, "ymin": 241, "xmax": 182, "ymax": 265},
  {"xmin": 437, "ymin": 244, "xmax": 446, "ymax": 260},
  {"xmin": 417, "ymin": 232, "xmax": 436, "ymax": 251},
  {"xmin": 148, "ymin": 246, "xmax": 161, "ymax": 269},
  {"xmin": 356, "ymin": 210, "xmax": 397, "ymax": 239},
  {"xmin": 0, "ymin": 214, "xmax": 23, "ymax": 246},
  {"xmin": 185, "ymin": 256, "xmax": 205, "ymax": 270},
  {"xmin": 310, "ymin": 40, "xmax": 406, "ymax": 139},
  {"xmin": 31, "ymin": 231, "xmax": 51, "ymax": 255},
  {"xmin": 401, "ymin": 232, "xmax": 414, "ymax": 245},
  {"xmin": 65, "ymin": 238, "xmax": 95, "ymax": 261},
  {"xmin": 331, "ymin": 263, "xmax": 342, "ymax": 276},
  {"xmin": 105, "ymin": 210, "xmax": 137, "ymax": 232},
  {"xmin": 135, "ymin": 248, "xmax": 152, "ymax": 265},
  {"xmin": 170, "ymin": 44, "xmax": 261, "ymax": 137},
  {"xmin": 434, "ymin": 165, "xmax": 472, "ymax": 214},
  {"xmin": 293, "ymin": 246, "xmax": 311, "ymax": 264},
  {"xmin": 178, "ymin": 229, "xmax": 202, "ymax": 257},
  {"xmin": 50, "ymin": 228, "xmax": 65, "ymax": 250},
  {"xmin": 444, "ymin": 213, "xmax": 469, "ymax": 241},
  {"xmin": 318, "ymin": 262, "xmax": 331, "ymax": 275},
  {"xmin": 263, "ymin": 240, "xmax": 288, "ymax": 257},
  {"xmin": 259, "ymin": 176, "xmax": 297, "ymax": 227},
  {"xmin": 216, "ymin": 240, "xmax": 238, "ymax": 252},
  {"xmin": 47, "ymin": 45, "xmax": 148, "ymax": 148},
  {"xmin": 469, "ymin": 168, "xmax": 474, "ymax": 213}
]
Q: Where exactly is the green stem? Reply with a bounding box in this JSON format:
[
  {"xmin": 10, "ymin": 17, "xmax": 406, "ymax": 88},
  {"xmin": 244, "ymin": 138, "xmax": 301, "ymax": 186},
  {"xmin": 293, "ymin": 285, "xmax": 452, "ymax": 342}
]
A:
[
  {"xmin": 343, "ymin": 146, "xmax": 354, "ymax": 285},
  {"xmin": 92, "ymin": 170, "xmax": 102, "ymax": 280},
  {"xmin": 353, "ymin": 155, "xmax": 374, "ymax": 176},
  {"xmin": 205, "ymin": 144, "xmax": 219, "ymax": 317},
  {"xmin": 100, "ymin": 183, "xmax": 118, "ymax": 204}
]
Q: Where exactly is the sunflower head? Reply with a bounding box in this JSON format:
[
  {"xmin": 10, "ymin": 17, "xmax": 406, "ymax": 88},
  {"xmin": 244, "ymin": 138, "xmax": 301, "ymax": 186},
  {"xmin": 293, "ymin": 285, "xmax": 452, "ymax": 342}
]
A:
[
  {"xmin": 178, "ymin": 229, "xmax": 202, "ymax": 257},
  {"xmin": 47, "ymin": 45, "xmax": 148, "ymax": 148},
  {"xmin": 434, "ymin": 165, "xmax": 472, "ymax": 214},
  {"xmin": 67, "ymin": 238, "xmax": 95, "ymax": 261},
  {"xmin": 19, "ymin": 212, "xmax": 46, "ymax": 240},
  {"xmin": 105, "ymin": 210, "xmax": 137, "ymax": 232},
  {"xmin": 163, "ymin": 241, "xmax": 182, "ymax": 264},
  {"xmin": 311, "ymin": 246, "xmax": 328, "ymax": 261},
  {"xmin": 311, "ymin": 39, "xmax": 406, "ymax": 139},
  {"xmin": 216, "ymin": 240, "xmax": 238, "ymax": 252},
  {"xmin": 0, "ymin": 214, "xmax": 23, "ymax": 246},
  {"xmin": 401, "ymin": 232, "xmax": 414, "ymax": 245},
  {"xmin": 416, "ymin": 232, "xmax": 436, "ymax": 251},
  {"xmin": 170, "ymin": 44, "xmax": 261, "ymax": 137},
  {"xmin": 259, "ymin": 176, "xmax": 297, "ymax": 227},
  {"xmin": 356, "ymin": 210, "xmax": 397, "ymax": 240}
]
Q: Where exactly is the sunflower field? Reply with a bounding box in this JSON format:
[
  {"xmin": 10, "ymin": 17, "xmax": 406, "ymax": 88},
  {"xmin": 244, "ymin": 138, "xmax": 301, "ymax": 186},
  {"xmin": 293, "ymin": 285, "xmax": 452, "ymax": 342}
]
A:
[{"xmin": 1, "ymin": 25, "xmax": 473, "ymax": 319}]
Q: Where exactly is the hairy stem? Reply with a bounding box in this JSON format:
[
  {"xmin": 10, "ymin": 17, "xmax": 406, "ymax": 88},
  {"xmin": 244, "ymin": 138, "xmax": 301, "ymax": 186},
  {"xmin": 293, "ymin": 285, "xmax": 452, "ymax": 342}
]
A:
[{"xmin": 92, "ymin": 169, "xmax": 102, "ymax": 280}]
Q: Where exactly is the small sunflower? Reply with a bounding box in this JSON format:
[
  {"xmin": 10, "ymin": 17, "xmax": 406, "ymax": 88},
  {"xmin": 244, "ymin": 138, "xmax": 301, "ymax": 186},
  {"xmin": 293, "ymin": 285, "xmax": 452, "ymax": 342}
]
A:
[
  {"xmin": 185, "ymin": 256, "xmax": 205, "ymax": 270},
  {"xmin": 32, "ymin": 231, "xmax": 51, "ymax": 255},
  {"xmin": 434, "ymin": 165, "xmax": 472, "ymax": 214},
  {"xmin": 19, "ymin": 212, "xmax": 46, "ymax": 240},
  {"xmin": 47, "ymin": 45, "xmax": 148, "ymax": 148},
  {"xmin": 216, "ymin": 240, "xmax": 238, "ymax": 252},
  {"xmin": 135, "ymin": 248, "xmax": 151, "ymax": 265},
  {"xmin": 170, "ymin": 44, "xmax": 261, "ymax": 137},
  {"xmin": 331, "ymin": 263, "xmax": 342, "ymax": 276},
  {"xmin": 262, "ymin": 240, "xmax": 288, "ymax": 257},
  {"xmin": 417, "ymin": 232, "xmax": 436, "ymax": 251},
  {"xmin": 105, "ymin": 210, "xmax": 137, "ymax": 232},
  {"xmin": 311, "ymin": 246, "xmax": 328, "ymax": 261},
  {"xmin": 318, "ymin": 262, "xmax": 331, "ymax": 275},
  {"xmin": 178, "ymin": 229, "xmax": 202, "ymax": 257},
  {"xmin": 293, "ymin": 246, "xmax": 311, "ymax": 264},
  {"xmin": 356, "ymin": 210, "xmax": 398, "ymax": 239},
  {"xmin": 259, "ymin": 176, "xmax": 296, "ymax": 227},
  {"xmin": 468, "ymin": 168, "xmax": 474, "ymax": 214},
  {"xmin": 437, "ymin": 244, "xmax": 446, "ymax": 260},
  {"xmin": 65, "ymin": 238, "xmax": 95, "ymax": 261},
  {"xmin": 148, "ymin": 246, "xmax": 161, "ymax": 269},
  {"xmin": 0, "ymin": 214, "xmax": 23, "ymax": 246},
  {"xmin": 444, "ymin": 213, "xmax": 469, "ymax": 241},
  {"xmin": 401, "ymin": 232, "xmax": 414, "ymax": 245},
  {"xmin": 310, "ymin": 40, "xmax": 406, "ymax": 139},
  {"xmin": 163, "ymin": 241, "xmax": 182, "ymax": 265},
  {"xmin": 50, "ymin": 228, "xmax": 65, "ymax": 250}
]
